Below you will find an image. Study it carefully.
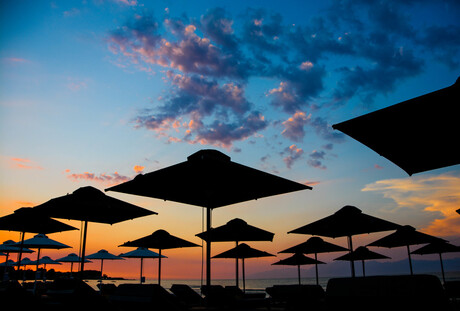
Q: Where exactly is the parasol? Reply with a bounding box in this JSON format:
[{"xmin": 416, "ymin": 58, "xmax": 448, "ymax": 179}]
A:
[
  {"xmin": 334, "ymin": 246, "xmax": 390, "ymax": 277},
  {"xmin": 0, "ymin": 207, "xmax": 77, "ymax": 277},
  {"xmin": 120, "ymin": 229, "xmax": 199, "ymax": 285},
  {"xmin": 119, "ymin": 247, "xmax": 166, "ymax": 284},
  {"xmin": 272, "ymin": 253, "xmax": 324, "ymax": 285},
  {"xmin": 411, "ymin": 241, "xmax": 460, "ymax": 283},
  {"xmin": 86, "ymin": 249, "xmax": 124, "ymax": 282},
  {"xmin": 213, "ymin": 243, "xmax": 275, "ymax": 292},
  {"xmin": 332, "ymin": 77, "xmax": 460, "ymax": 176},
  {"xmin": 0, "ymin": 240, "xmax": 34, "ymax": 281},
  {"xmin": 368, "ymin": 225, "xmax": 445, "ymax": 275},
  {"xmin": 279, "ymin": 236, "xmax": 347, "ymax": 285},
  {"xmin": 33, "ymin": 186, "xmax": 156, "ymax": 276},
  {"xmin": 196, "ymin": 218, "xmax": 274, "ymax": 287},
  {"xmin": 289, "ymin": 205, "xmax": 400, "ymax": 277},
  {"xmin": 106, "ymin": 149, "xmax": 310, "ymax": 286},
  {"xmin": 56, "ymin": 253, "xmax": 92, "ymax": 274}
]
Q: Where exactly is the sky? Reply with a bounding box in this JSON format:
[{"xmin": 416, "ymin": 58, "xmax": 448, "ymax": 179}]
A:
[{"xmin": 1, "ymin": 0, "xmax": 459, "ymax": 281}]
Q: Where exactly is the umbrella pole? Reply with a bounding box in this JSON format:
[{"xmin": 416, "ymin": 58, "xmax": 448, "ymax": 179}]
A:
[
  {"xmin": 406, "ymin": 245, "xmax": 413, "ymax": 275},
  {"xmin": 158, "ymin": 249, "xmax": 162, "ymax": 285},
  {"xmin": 206, "ymin": 208, "xmax": 211, "ymax": 288},
  {"xmin": 140, "ymin": 257, "xmax": 143, "ymax": 284},
  {"xmin": 236, "ymin": 241, "xmax": 239, "ymax": 288},
  {"xmin": 362, "ymin": 260, "xmax": 366, "ymax": 277},
  {"xmin": 3, "ymin": 252, "xmax": 9, "ymax": 281},
  {"xmin": 242, "ymin": 257, "xmax": 246, "ymax": 293},
  {"xmin": 297, "ymin": 264, "xmax": 301, "ymax": 285},
  {"xmin": 16, "ymin": 232, "xmax": 25, "ymax": 278},
  {"xmin": 80, "ymin": 220, "xmax": 88, "ymax": 279},
  {"xmin": 439, "ymin": 253, "xmax": 445, "ymax": 284},
  {"xmin": 33, "ymin": 248, "xmax": 41, "ymax": 295},
  {"xmin": 314, "ymin": 253, "xmax": 319, "ymax": 285},
  {"xmin": 347, "ymin": 236, "xmax": 355, "ymax": 277},
  {"xmin": 100, "ymin": 259, "xmax": 104, "ymax": 283}
]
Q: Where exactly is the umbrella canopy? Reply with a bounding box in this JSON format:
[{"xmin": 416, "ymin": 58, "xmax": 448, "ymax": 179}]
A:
[
  {"xmin": 18, "ymin": 257, "xmax": 34, "ymax": 266},
  {"xmin": 196, "ymin": 218, "xmax": 274, "ymax": 287},
  {"xmin": 107, "ymin": 149, "xmax": 310, "ymax": 286},
  {"xmin": 368, "ymin": 225, "xmax": 445, "ymax": 275},
  {"xmin": 34, "ymin": 256, "xmax": 62, "ymax": 266},
  {"xmin": 34, "ymin": 186, "xmax": 156, "ymax": 276},
  {"xmin": 272, "ymin": 253, "xmax": 324, "ymax": 285},
  {"xmin": 0, "ymin": 260, "xmax": 16, "ymax": 267},
  {"xmin": 332, "ymin": 77, "xmax": 460, "ymax": 176},
  {"xmin": 213, "ymin": 243, "xmax": 275, "ymax": 292},
  {"xmin": 56, "ymin": 253, "xmax": 92, "ymax": 274},
  {"xmin": 279, "ymin": 236, "xmax": 347, "ymax": 285},
  {"xmin": 86, "ymin": 249, "xmax": 124, "ymax": 282},
  {"xmin": 289, "ymin": 205, "xmax": 401, "ymax": 277},
  {"xmin": 120, "ymin": 229, "xmax": 199, "ymax": 285},
  {"xmin": 411, "ymin": 241, "xmax": 460, "ymax": 283},
  {"xmin": 0, "ymin": 207, "xmax": 77, "ymax": 278},
  {"xmin": 334, "ymin": 246, "xmax": 390, "ymax": 277},
  {"xmin": 120, "ymin": 247, "xmax": 165, "ymax": 284},
  {"xmin": 0, "ymin": 240, "xmax": 34, "ymax": 254}
]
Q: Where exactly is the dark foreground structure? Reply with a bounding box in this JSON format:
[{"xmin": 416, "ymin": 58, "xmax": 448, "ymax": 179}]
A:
[{"xmin": 2, "ymin": 274, "xmax": 459, "ymax": 311}]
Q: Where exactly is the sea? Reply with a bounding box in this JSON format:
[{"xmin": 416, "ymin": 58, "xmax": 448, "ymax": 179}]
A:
[{"xmin": 85, "ymin": 270, "xmax": 460, "ymax": 295}]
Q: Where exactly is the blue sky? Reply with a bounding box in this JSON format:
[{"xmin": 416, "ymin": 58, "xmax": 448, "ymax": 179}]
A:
[{"xmin": 1, "ymin": 0, "xmax": 459, "ymax": 279}]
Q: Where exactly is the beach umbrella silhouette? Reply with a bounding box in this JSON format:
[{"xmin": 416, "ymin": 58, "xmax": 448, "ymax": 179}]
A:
[
  {"xmin": 213, "ymin": 243, "xmax": 275, "ymax": 292},
  {"xmin": 334, "ymin": 246, "xmax": 390, "ymax": 277},
  {"xmin": 17, "ymin": 233, "xmax": 71, "ymax": 285},
  {"xmin": 368, "ymin": 225, "xmax": 445, "ymax": 275},
  {"xmin": 411, "ymin": 241, "xmax": 460, "ymax": 283},
  {"xmin": 34, "ymin": 186, "xmax": 156, "ymax": 277},
  {"xmin": 272, "ymin": 253, "xmax": 324, "ymax": 285},
  {"xmin": 0, "ymin": 207, "xmax": 77, "ymax": 278},
  {"xmin": 106, "ymin": 149, "xmax": 310, "ymax": 287},
  {"xmin": 56, "ymin": 253, "xmax": 92, "ymax": 274},
  {"xmin": 120, "ymin": 247, "xmax": 166, "ymax": 284},
  {"xmin": 332, "ymin": 77, "xmax": 460, "ymax": 176},
  {"xmin": 0, "ymin": 259, "xmax": 16, "ymax": 266},
  {"xmin": 0, "ymin": 240, "xmax": 34, "ymax": 281},
  {"xmin": 289, "ymin": 205, "xmax": 400, "ymax": 277},
  {"xmin": 17, "ymin": 257, "xmax": 34, "ymax": 282},
  {"xmin": 196, "ymin": 218, "xmax": 274, "ymax": 288},
  {"xmin": 33, "ymin": 256, "xmax": 62, "ymax": 280},
  {"xmin": 120, "ymin": 229, "xmax": 199, "ymax": 285},
  {"xmin": 279, "ymin": 236, "xmax": 347, "ymax": 285},
  {"xmin": 86, "ymin": 249, "xmax": 124, "ymax": 282}
]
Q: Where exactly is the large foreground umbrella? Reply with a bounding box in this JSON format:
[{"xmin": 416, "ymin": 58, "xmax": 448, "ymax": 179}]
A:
[
  {"xmin": 332, "ymin": 77, "xmax": 460, "ymax": 176},
  {"xmin": 86, "ymin": 249, "xmax": 124, "ymax": 282},
  {"xmin": 368, "ymin": 225, "xmax": 445, "ymax": 275},
  {"xmin": 279, "ymin": 236, "xmax": 347, "ymax": 285},
  {"xmin": 196, "ymin": 218, "xmax": 274, "ymax": 287},
  {"xmin": 272, "ymin": 253, "xmax": 324, "ymax": 285},
  {"xmin": 120, "ymin": 229, "xmax": 199, "ymax": 285},
  {"xmin": 334, "ymin": 246, "xmax": 390, "ymax": 277},
  {"xmin": 120, "ymin": 247, "xmax": 166, "ymax": 284},
  {"xmin": 56, "ymin": 253, "xmax": 92, "ymax": 274},
  {"xmin": 289, "ymin": 205, "xmax": 400, "ymax": 277},
  {"xmin": 0, "ymin": 207, "xmax": 77, "ymax": 278},
  {"xmin": 213, "ymin": 243, "xmax": 275, "ymax": 292},
  {"xmin": 34, "ymin": 186, "xmax": 156, "ymax": 276},
  {"xmin": 411, "ymin": 241, "xmax": 460, "ymax": 283},
  {"xmin": 107, "ymin": 149, "xmax": 310, "ymax": 286}
]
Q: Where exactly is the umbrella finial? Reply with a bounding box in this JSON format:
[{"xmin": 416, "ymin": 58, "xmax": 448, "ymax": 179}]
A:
[{"xmin": 187, "ymin": 149, "xmax": 231, "ymax": 162}]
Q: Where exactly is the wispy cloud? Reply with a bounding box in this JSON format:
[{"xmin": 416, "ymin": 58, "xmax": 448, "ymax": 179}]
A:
[
  {"xmin": 66, "ymin": 171, "xmax": 131, "ymax": 186},
  {"xmin": 362, "ymin": 173, "xmax": 460, "ymax": 237},
  {"xmin": 9, "ymin": 158, "xmax": 43, "ymax": 170},
  {"xmin": 282, "ymin": 144, "xmax": 304, "ymax": 169}
]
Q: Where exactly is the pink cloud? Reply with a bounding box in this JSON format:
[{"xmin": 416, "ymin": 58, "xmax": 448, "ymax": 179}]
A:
[
  {"xmin": 283, "ymin": 144, "xmax": 304, "ymax": 169},
  {"xmin": 281, "ymin": 111, "xmax": 310, "ymax": 142},
  {"xmin": 67, "ymin": 171, "xmax": 131, "ymax": 186},
  {"xmin": 9, "ymin": 157, "xmax": 43, "ymax": 170}
]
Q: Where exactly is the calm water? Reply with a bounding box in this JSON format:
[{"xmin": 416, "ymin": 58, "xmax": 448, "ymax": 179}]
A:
[{"xmin": 85, "ymin": 270, "xmax": 460, "ymax": 295}]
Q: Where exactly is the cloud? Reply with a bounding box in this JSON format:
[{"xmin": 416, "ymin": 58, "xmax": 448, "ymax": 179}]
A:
[
  {"xmin": 362, "ymin": 173, "xmax": 460, "ymax": 237},
  {"xmin": 133, "ymin": 165, "xmax": 145, "ymax": 173},
  {"xmin": 309, "ymin": 116, "xmax": 346, "ymax": 143},
  {"xmin": 67, "ymin": 171, "xmax": 131, "ymax": 186},
  {"xmin": 307, "ymin": 150, "xmax": 327, "ymax": 170},
  {"xmin": 282, "ymin": 144, "xmax": 304, "ymax": 169},
  {"xmin": 281, "ymin": 111, "xmax": 310, "ymax": 142},
  {"xmin": 9, "ymin": 157, "xmax": 43, "ymax": 170}
]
